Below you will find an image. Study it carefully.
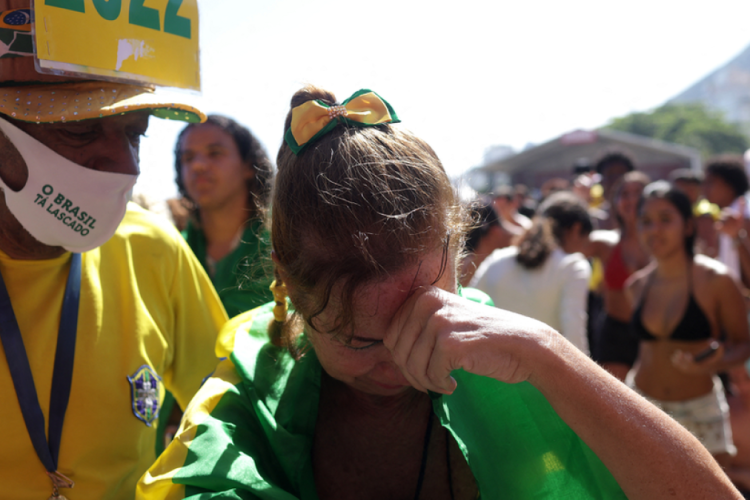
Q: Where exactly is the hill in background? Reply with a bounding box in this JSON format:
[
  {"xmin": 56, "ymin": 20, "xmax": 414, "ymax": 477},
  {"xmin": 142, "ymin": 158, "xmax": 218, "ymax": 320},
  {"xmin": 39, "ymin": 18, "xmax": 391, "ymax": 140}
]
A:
[{"xmin": 671, "ymin": 44, "xmax": 750, "ymax": 134}]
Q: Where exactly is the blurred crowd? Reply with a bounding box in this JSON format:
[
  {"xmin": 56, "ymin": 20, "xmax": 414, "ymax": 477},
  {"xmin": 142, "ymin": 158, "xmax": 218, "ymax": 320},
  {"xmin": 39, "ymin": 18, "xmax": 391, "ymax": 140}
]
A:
[{"xmin": 461, "ymin": 150, "xmax": 750, "ymax": 494}]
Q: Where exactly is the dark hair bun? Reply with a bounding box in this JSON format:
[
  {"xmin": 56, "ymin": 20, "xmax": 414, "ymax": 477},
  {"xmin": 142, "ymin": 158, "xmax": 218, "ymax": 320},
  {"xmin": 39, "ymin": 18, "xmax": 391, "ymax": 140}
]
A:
[{"xmin": 291, "ymin": 85, "xmax": 336, "ymax": 108}]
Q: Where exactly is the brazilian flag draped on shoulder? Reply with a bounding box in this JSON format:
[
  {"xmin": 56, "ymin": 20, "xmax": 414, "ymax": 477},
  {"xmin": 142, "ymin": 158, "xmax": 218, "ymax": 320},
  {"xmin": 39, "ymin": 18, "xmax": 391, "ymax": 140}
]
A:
[{"xmin": 137, "ymin": 290, "xmax": 626, "ymax": 499}]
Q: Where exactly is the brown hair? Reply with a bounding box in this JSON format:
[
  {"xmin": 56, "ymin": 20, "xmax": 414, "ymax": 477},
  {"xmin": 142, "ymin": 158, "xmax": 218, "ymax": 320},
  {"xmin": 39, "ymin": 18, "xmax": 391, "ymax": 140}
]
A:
[
  {"xmin": 705, "ymin": 154, "xmax": 749, "ymax": 197},
  {"xmin": 174, "ymin": 114, "xmax": 273, "ymax": 221},
  {"xmin": 516, "ymin": 191, "xmax": 593, "ymax": 269},
  {"xmin": 272, "ymin": 86, "xmax": 466, "ymax": 352}
]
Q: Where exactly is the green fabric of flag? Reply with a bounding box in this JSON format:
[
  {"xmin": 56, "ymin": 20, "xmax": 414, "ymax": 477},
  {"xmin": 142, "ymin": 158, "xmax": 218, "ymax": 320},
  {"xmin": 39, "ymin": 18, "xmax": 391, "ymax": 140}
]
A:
[{"xmin": 153, "ymin": 291, "xmax": 625, "ymax": 499}]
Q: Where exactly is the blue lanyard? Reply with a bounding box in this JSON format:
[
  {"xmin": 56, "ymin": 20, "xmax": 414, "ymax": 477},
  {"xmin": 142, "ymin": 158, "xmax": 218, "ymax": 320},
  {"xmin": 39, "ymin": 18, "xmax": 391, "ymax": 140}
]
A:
[{"xmin": 0, "ymin": 252, "xmax": 81, "ymax": 475}]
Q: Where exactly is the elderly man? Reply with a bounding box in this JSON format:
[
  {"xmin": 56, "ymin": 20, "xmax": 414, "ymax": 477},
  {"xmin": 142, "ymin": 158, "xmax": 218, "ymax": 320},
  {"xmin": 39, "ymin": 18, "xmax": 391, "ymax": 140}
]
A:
[{"xmin": 0, "ymin": 2, "xmax": 227, "ymax": 499}]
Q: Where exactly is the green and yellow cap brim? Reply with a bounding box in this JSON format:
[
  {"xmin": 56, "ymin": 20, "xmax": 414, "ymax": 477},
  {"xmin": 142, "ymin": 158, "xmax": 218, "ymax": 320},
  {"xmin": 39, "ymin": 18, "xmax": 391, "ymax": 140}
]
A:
[{"xmin": 0, "ymin": 80, "xmax": 205, "ymax": 123}]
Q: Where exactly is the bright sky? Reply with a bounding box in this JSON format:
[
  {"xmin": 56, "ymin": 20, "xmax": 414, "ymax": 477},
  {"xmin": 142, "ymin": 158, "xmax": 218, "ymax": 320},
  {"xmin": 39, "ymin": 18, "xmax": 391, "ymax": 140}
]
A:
[{"xmin": 135, "ymin": 0, "xmax": 750, "ymax": 201}]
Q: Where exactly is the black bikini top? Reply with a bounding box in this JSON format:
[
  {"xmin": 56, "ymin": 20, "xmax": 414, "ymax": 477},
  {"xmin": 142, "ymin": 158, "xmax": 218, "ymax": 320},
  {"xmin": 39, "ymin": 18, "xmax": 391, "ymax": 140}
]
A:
[{"xmin": 631, "ymin": 272, "xmax": 713, "ymax": 342}]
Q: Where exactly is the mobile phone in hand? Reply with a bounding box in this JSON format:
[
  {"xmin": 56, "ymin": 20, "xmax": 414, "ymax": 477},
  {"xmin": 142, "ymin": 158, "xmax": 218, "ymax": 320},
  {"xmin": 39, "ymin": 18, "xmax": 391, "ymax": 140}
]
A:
[{"xmin": 693, "ymin": 341, "xmax": 720, "ymax": 362}]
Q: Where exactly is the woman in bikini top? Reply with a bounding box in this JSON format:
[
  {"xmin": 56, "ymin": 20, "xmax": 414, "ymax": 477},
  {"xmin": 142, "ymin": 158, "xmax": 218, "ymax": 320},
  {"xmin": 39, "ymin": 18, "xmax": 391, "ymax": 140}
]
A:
[
  {"xmin": 627, "ymin": 184, "xmax": 750, "ymax": 464},
  {"xmin": 631, "ymin": 270, "xmax": 713, "ymax": 343}
]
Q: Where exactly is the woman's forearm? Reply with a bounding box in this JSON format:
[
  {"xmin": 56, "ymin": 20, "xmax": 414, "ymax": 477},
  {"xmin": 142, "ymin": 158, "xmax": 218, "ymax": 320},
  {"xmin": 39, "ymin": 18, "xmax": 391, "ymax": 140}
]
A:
[
  {"xmin": 525, "ymin": 336, "xmax": 740, "ymax": 500},
  {"xmin": 714, "ymin": 342, "xmax": 750, "ymax": 373},
  {"xmin": 386, "ymin": 289, "xmax": 740, "ymax": 498}
]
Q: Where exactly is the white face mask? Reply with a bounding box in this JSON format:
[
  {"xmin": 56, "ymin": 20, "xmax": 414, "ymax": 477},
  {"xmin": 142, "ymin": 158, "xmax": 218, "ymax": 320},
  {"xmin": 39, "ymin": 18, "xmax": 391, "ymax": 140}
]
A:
[{"xmin": 0, "ymin": 117, "xmax": 138, "ymax": 253}]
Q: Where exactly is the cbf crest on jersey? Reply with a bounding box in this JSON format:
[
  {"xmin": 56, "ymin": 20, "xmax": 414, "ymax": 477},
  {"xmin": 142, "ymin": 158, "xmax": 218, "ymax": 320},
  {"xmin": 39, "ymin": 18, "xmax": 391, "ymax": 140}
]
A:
[{"xmin": 127, "ymin": 365, "xmax": 161, "ymax": 426}]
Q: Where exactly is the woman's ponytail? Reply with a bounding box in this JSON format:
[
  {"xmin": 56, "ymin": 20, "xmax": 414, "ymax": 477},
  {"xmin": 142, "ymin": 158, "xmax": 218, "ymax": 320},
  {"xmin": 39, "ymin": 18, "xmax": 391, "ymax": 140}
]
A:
[{"xmin": 515, "ymin": 218, "xmax": 555, "ymax": 269}]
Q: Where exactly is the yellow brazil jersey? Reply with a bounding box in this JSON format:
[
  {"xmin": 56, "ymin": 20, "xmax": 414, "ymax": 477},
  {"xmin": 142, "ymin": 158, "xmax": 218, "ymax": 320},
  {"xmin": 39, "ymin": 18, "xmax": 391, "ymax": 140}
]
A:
[{"xmin": 0, "ymin": 203, "xmax": 228, "ymax": 500}]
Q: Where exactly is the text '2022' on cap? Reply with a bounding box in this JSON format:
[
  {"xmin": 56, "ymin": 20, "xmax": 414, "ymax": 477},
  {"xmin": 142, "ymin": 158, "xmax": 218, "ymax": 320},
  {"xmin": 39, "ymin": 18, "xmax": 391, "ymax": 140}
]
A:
[{"xmin": 0, "ymin": 0, "xmax": 206, "ymax": 124}]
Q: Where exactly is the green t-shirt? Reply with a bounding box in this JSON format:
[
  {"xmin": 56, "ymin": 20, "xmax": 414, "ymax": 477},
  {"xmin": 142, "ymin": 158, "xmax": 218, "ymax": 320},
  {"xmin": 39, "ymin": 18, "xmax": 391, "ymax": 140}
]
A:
[
  {"xmin": 183, "ymin": 219, "xmax": 274, "ymax": 318},
  {"xmin": 139, "ymin": 291, "xmax": 625, "ymax": 499}
]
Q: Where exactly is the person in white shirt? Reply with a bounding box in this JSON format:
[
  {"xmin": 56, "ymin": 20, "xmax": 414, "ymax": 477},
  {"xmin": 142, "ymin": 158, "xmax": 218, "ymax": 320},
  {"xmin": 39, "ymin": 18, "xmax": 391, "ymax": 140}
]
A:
[
  {"xmin": 470, "ymin": 191, "xmax": 593, "ymax": 354},
  {"xmin": 703, "ymin": 155, "xmax": 750, "ymax": 288}
]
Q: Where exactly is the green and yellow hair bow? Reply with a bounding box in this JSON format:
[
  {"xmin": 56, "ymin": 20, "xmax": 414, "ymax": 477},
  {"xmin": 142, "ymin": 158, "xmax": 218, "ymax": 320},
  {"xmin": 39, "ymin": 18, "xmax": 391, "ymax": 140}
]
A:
[{"xmin": 284, "ymin": 89, "xmax": 400, "ymax": 155}]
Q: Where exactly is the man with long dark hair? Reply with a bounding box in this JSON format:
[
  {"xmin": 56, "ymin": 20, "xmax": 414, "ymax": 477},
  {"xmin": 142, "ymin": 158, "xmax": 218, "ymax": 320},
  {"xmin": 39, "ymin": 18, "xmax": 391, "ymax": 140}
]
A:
[{"xmin": 174, "ymin": 115, "xmax": 274, "ymax": 318}]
